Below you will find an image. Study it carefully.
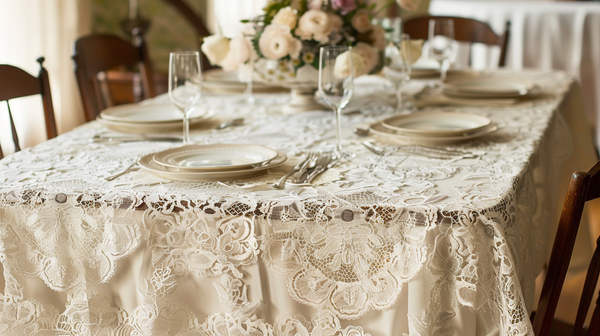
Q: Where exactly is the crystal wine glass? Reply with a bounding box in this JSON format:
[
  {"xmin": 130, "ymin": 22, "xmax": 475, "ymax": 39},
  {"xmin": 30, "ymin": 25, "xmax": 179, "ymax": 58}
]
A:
[
  {"xmin": 238, "ymin": 57, "xmax": 255, "ymax": 105},
  {"xmin": 169, "ymin": 51, "xmax": 202, "ymax": 145},
  {"xmin": 383, "ymin": 33, "xmax": 412, "ymax": 113},
  {"xmin": 318, "ymin": 45, "xmax": 354, "ymax": 157},
  {"xmin": 428, "ymin": 18, "xmax": 456, "ymax": 81}
]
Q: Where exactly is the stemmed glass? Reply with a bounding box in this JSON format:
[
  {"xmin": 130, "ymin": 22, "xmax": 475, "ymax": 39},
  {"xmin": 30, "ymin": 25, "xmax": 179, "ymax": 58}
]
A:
[
  {"xmin": 383, "ymin": 33, "xmax": 412, "ymax": 113},
  {"xmin": 318, "ymin": 45, "xmax": 354, "ymax": 157},
  {"xmin": 428, "ymin": 19, "xmax": 456, "ymax": 81},
  {"xmin": 169, "ymin": 51, "xmax": 202, "ymax": 145},
  {"xmin": 238, "ymin": 57, "xmax": 255, "ymax": 105}
]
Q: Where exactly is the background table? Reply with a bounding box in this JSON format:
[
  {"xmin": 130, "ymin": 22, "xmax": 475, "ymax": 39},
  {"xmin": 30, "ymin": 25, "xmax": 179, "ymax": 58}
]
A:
[
  {"xmin": 430, "ymin": 0, "xmax": 600, "ymax": 152},
  {"xmin": 0, "ymin": 71, "xmax": 595, "ymax": 335}
]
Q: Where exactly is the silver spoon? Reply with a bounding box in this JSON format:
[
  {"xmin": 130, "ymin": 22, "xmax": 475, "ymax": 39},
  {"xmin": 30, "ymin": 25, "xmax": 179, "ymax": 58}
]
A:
[
  {"xmin": 215, "ymin": 118, "xmax": 244, "ymax": 130},
  {"xmin": 353, "ymin": 126, "xmax": 370, "ymax": 136}
]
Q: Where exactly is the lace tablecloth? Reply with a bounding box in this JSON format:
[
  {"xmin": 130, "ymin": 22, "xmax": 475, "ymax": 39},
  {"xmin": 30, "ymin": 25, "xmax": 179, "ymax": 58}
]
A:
[{"xmin": 0, "ymin": 71, "xmax": 592, "ymax": 335}]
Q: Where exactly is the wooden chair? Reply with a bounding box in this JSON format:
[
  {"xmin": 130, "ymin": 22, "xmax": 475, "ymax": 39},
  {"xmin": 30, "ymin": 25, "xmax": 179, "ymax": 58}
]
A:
[
  {"xmin": 532, "ymin": 161, "xmax": 600, "ymax": 335},
  {"xmin": 402, "ymin": 15, "xmax": 510, "ymax": 67},
  {"xmin": 162, "ymin": 0, "xmax": 214, "ymax": 71},
  {"xmin": 0, "ymin": 57, "xmax": 57, "ymax": 159},
  {"xmin": 72, "ymin": 34, "xmax": 156, "ymax": 122}
]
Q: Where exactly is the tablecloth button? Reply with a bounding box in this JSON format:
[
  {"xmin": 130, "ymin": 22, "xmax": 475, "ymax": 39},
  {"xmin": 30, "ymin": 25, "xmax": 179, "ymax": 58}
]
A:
[{"xmin": 55, "ymin": 193, "xmax": 67, "ymax": 203}]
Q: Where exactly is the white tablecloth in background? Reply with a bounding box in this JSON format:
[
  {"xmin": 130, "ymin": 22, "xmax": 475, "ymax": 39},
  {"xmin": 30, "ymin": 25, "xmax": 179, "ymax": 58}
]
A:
[{"xmin": 430, "ymin": 0, "xmax": 600, "ymax": 150}]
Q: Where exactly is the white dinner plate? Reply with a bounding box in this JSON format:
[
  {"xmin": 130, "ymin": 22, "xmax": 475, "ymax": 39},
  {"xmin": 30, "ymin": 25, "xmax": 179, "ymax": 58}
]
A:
[
  {"xmin": 442, "ymin": 77, "xmax": 537, "ymax": 98},
  {"xmin": 203, "ymin": 69, "xmax": 287, "ymax": 93},
  {"xmin": 152, "ymin": 144, "xmax": 279, "ymax": 172},
  {"xmin": 381, "ymin": 112, "xmax": 492, "ymax": 137},
  {"xmin": 370, "ymin": 121, "xmax": 498, "ymax": 145},
  {"xmin": 100, "ymin": 104, "xmax": 208, "ymax": 123},
  {"xmin": 96, "ymin": 110, "xmax": 213, "ymax": 134},
  {"xmin": 139, "ymin": 151, "xmax": 287, "ymax": 181}
]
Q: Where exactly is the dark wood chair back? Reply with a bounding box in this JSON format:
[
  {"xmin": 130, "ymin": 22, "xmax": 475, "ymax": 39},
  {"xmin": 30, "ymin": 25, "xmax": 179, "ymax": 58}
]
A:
[
  {"xmin": 72, "ymin": 34, "xmax": 156, "ymax": 122},
  {"xmin": 162, "ymin": 0, "xmax": 214, "ymax": 71},
  {"xmin": 533, "ymin": 161, "xmax": 600, "ymax": 335},
  {"xmin": 402, "ymin": 15, "xmax": 510, "ymax": 67},
  {"xmin": 0, "ymin": 57, "xmax": 57, "ymax": 159}
]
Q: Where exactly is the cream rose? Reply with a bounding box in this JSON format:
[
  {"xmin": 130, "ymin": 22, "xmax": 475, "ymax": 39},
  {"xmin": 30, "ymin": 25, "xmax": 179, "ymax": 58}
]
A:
[
  {"xmin": 351, "ymin": 10, "xmax": 372, "ymax": 34},
  {"xmin": 201, "ymin": 34, "xmax": 230, "ymax": 65},
  {"xmin": 220, "ymin": 36, "xmax": 252, "ymax": 72},
  {"xmin": 295, "ymin": 9, "xmax": 332, "ymax": 43},
  {"xmin": 272, "ymin": 7, "xmax": 297, "ymax": 30},
  {"xmin": 353, "ymin": 42, "xmax": 379, "ymax": 74},
  {"xmin": 334, "ymin": 50, "xmax": 367, "ymax": 78},
  {"xmin": 369, "ymin": 25, "xmax": 386, "ymax": 51},
  {"xmin": 259, "ymin": 24, "xmax": 302, "ymax": 60}
]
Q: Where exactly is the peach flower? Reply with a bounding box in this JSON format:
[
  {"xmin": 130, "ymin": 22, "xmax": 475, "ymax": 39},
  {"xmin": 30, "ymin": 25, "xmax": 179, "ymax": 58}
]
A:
[
  {"xmin": 259, "ymin": 24, "xmax": 302, "ymax": 60},
  {"xmin": 351, "ymin": 10, "xmax": 372, "ymax": 34},
  {"xmin": 295, "ymin": 9, "xmax": 332, "ymax": 43}
]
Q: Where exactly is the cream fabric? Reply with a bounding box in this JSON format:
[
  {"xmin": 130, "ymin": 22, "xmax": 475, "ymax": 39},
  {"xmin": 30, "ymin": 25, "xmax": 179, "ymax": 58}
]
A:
[{"xmin": 0, "ymin": 71, "xmax": 595, "ymax": 335}]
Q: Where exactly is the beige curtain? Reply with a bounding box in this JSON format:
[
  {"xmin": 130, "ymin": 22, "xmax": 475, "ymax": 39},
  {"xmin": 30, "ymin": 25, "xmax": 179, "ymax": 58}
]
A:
[{"xmin": 0, "ymin": 0, "xmax": 90, "ymax": 154}]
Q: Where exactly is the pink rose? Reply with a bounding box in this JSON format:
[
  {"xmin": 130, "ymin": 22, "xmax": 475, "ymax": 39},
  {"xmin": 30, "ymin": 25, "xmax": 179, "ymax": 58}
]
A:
[{"xmin": 332, "ymin": 0, "xmax": 357, "ymax": 15}]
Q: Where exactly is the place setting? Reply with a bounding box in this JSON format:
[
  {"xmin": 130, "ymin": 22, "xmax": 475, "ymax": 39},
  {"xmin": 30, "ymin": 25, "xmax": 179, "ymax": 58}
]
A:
[{"xmin": 366, "ymin": 109, "xmax": 499, "ymax": 146}]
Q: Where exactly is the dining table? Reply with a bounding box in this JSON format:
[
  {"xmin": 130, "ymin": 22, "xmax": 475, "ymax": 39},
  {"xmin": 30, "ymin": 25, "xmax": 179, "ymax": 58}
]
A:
[{"xmin": 0, "ymin": 69, "xmax": 596, "ymax": 335}]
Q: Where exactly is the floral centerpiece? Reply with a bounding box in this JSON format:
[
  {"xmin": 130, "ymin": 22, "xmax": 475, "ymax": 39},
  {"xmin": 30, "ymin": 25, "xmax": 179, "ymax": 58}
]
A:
[{"xmin": 202, "ymin": 0, "xmax": 419, "ymax": 111}]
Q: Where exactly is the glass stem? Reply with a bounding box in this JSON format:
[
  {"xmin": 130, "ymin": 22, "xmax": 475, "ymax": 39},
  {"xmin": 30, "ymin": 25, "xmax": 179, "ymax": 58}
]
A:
[
  {"xmin": 244, "ymin": 80, "xmax": 255, "ymax": 105},
  {"xmin": 334, "ymin": 106, "xmax": 343, "ymax": 155},
  {"xmin": 183, "ymin": 109, "xmax": 190, "ymax": 145},
  {"xmin": 441, "ymin": 60, "xmax": 449, "ymax": 82},
  {"xmin": 396, "ymin": 85, "xmax": 403, "ymax": 112}
]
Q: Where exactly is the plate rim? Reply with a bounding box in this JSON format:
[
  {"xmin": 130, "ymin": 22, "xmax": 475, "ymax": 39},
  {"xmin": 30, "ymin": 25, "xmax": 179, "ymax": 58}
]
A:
[
  {"xmin": 370, "ymin": 121, "xmax": 498, "ymax": 144},
  {"xmin": 138, "ymin": 151, "xmax": 287, "ymax": 181},
  {"xmin": 152, "ymin": 144, "xmax": 280, "ymax": 172},
  {"xmin": 442, "ymin": 77, "xmax": 536, "ymax": 98},
  {"xmin": 381, "ymin": 112, "xmax": 492, "ymax": 136},
  {"xmin": 100, "ymin": 104, "xmax": 210, "ymax": 124}
]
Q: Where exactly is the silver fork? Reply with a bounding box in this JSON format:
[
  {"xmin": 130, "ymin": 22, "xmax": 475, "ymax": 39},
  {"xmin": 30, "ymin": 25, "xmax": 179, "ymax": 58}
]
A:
[
  {"xmin": 106, "ymin": 154, "xmax": 142, "ymax": 181},
  {"xmin": 293, "ymin": 150, "xmax": 321, "ymax": 183},
  {"xmin": 271, "ymin": 150, "xmax": 317, "ymax": 189},
  {"xmin": 305, "ymin": 152, "xmax": 334, "ymax": 183}
]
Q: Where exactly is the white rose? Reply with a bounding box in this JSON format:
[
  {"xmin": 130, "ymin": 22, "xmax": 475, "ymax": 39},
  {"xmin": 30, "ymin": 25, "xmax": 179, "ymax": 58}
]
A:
[
  {"xmin": 201, "ymin": 34, "xmax": 230, "ymax": 65},
  {"xmin": 220, "ymin": 36, "xmax": 252, "ymax": 72},
  {"xmin": 334, "ymin": 50, "xmax": 367, "ymax": 78},
  {"xmin": 295, "ymin": 9, "xmax": 332, "ymax": 43},
  {"xmin": 272, "ymin": 7, "xmax": 297, "ymax": 30},
  {"xmin": 351, "ymin": 10, "xmax": 372, "ymax": 34},
  {"xmin": 353, "ymin": 42, "xmax": 379, "ymax": 74},
  {"xmin": 259, "ymin": 24, "xmax": 302, "ymax": 60},
  {"xmin": 370, "ymin": 25, "xmax": 386, "ymax": 51},
  {"xmin": 396, "ymin": 0, "xmax": 421, "ymax": 11}
]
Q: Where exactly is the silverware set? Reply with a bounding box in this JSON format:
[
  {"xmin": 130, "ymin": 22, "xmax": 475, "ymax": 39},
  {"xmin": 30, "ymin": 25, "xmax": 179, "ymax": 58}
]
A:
[
  {"xmin": 271, "ymin": 150, "xmax": 339, "ymax": 189},
  {"xmin": 362, "ymin": 140, "xmax": 476, "ymax": 160}
]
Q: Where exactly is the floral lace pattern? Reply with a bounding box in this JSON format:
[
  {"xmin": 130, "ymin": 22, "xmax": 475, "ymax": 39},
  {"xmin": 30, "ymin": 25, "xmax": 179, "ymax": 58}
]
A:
[{"xmin": 0, "ymin": 71, "xmax": 575, "ymax": 335}]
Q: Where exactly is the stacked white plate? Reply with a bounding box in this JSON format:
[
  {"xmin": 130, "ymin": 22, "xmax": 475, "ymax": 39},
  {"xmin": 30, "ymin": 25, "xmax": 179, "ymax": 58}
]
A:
[
  {"xmin": 442, "ymin": 77, "xmax": 538, "ymax": 98},
  {"xmin": 139, "ymin": 144, "xmax": 287, "ymax": 181},
  {"xmin": 203, "ymin": 69, "xmax": 286, "ymax": 93},
  {"xmin": 97, "ymin": 104, "xmax": 213, "ymax": 133},
  {"xmin": 370, "ymin": 111, "xmax": 498, "ymax": 145}
]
